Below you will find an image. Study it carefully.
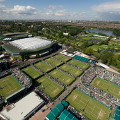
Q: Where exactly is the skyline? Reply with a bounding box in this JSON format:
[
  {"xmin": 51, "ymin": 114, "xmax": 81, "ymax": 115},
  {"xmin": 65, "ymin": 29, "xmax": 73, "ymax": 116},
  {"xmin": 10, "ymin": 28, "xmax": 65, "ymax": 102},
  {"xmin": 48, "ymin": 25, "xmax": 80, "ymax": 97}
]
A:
[{"xmin": 0, "ymin": 0, "xmax": 120, "ymax": 21}]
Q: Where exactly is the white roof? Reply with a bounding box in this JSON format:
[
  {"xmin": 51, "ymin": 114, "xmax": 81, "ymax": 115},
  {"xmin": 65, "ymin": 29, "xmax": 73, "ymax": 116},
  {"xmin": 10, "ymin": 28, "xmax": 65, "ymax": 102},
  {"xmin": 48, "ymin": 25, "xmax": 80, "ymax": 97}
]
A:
[
  {"xmin": 0, "ymin": 54, "xmax": 4, "ymax": 58},
  {"xmin": 100, "ymin": 63, "xmax": 109, "ymax": 69},
  {"xmin": 63, "ymin": 32, "xmax": 69, "ymax": 35},
  {"xmin": 0, "ymin": 92, "xmax": 44, "ymax": 120},
  {"xmin": 10, "ymin": 37, "xmax": 52, "ymax": 50}
]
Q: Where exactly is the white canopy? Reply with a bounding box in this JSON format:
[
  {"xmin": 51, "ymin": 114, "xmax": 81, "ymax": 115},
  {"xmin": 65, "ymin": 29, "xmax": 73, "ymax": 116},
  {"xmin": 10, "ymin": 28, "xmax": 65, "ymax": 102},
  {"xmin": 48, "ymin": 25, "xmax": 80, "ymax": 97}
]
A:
[
  {"xmin": 100, "ymin": 63, "xmax": 109, "ymax": 69},
  {"xmin": 10, "ymin": 37, "xmax": 52, "ymax": 50}
]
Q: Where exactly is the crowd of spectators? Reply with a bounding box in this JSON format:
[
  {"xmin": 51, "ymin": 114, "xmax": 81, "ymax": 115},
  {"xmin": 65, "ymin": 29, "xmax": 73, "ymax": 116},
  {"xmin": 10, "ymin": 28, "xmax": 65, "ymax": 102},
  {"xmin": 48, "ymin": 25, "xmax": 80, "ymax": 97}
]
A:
[
  {"xmin": 12, "ymin": 68, "xmax": 32, "ymax": 88},
  {"xmin": 112, "ymin": 74, "xmax": 120, "ymax": 86},
  {"xmin": 35, "ymin": 87, "xmax": 51, "ymax": 102},
  {"xmin": 96, "ymin": 67, "xmax": 120, "ymax": 87},
  {"xmin": 68, "ymin": 106, "xmax": 84, "ymax": 120},
  {"xmin": 103, "ymin": 70, "xmax": 113, "ymax": 81},
  {"xmin": 87, "ymin": 85, "xmax": 119, "ymax": 106},
  {"xmin": 77, "ymin": 86, "xmax": 112, "ymax": 108},
  {"xmin": 81, "ymin": 67, "xmax": 96, "ymax": 85},
  {"xmin": 95, "ymin": 67, "xmax": 105, "ymax": 78},
  {"xmin": 79, "ymin": 65, "xmax": 120, "ymax": 106},
  {"xmin": 81, "ymin": 65, "xmax": 120, "ymax": 87},
  {"xmin": 95, "ymin": 67, "xmax": 120, "ymax": 87}
]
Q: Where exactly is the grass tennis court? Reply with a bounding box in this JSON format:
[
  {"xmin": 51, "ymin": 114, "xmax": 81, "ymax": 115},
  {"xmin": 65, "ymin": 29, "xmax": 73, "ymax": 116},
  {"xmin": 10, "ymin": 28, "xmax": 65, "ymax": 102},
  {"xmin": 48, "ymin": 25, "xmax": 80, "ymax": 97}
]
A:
[
  {"xmin": 68, "ymin": 59, "xmax": 89, "ymax": 70},
  {"xmin": 66, "ymin": 89, "xmax": 111, "ymax": 120},
  {"xmin": 91, "ymin": 77, "xmax": 120, "ymax": 99},
  {"xmin": 54, "ymin": 54, "xmax": 70, "ymax": 62},
  {"xmin": 49, "ymin": 69, "xmax": 75, "ymax": 85},
  {"xmin": 0, "ymin": 75, "xmax": 22, "ymax": 98},
  {"xmin": 45, "ymin": 57, "xmax": 63, "ymax": 67},
  {"xmin": 34, "ymin": 61, "xmax": 54, "ymax": 73},
  {"xmin": 22, "ymin": 66, "xmax": 42, "ymax": 79},
  {"xmin": 36, "ymin": 76, "xmax": 64, "ymax": 98},
  {"xmin": 59, "ymin": 64, "xmax": 83, "ymax": 77}
]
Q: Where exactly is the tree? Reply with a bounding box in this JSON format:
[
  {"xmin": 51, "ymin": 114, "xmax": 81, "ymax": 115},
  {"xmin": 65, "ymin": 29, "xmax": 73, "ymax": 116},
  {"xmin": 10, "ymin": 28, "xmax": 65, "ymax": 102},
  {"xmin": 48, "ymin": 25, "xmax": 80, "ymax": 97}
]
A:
[
  {"xmin": 84, "ymin": 48, "xmax": 94, "ymax": 56},
  {"xmin": 93, "ymin": 52, "xmax": 100, "ymax": 59},
  {"xmin": 100, "ymin": 51, "xmax": 116, "ymax": 65}
]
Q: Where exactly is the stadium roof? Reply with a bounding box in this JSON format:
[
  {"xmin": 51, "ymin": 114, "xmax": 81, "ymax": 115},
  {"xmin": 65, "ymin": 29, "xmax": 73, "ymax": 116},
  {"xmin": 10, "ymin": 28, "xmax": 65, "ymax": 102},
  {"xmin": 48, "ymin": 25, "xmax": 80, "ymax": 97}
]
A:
[
  {"xmin": 3, "ymin": 37, "xmax": 57, "ymax": 55},
  {"xmin": 58, "ymin": 109, "xmax": 78, "ymax": 120},
  {"xmin": 46, "ymin": 103, "xmax": 65, "ymax": 120},
  {"xmin": 61, "ymin": 101, "xmax": 69, "ymax": 108},
  {"xmin": 10, "ymin": 37, "xmax": 52, "ymax": 50},
  {"xmin": 0, "ymin": 32, "xmax": 30, "ymax": 41},
  {"xmin": 0, "ymin": 91, "xmax": 44, "ymax": 120},
  {"xmin": 3, "ymin": 32, "xmax": 28, "ymax": 36},
  {"xmin": 115, "ymin": 106, "xmax": 120, "ymax": 120}
]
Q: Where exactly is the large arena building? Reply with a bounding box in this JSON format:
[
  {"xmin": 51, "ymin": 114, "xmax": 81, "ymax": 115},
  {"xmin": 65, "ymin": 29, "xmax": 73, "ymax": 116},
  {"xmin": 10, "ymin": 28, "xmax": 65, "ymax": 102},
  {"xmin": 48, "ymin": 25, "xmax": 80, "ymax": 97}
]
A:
[
  {"xmin": 2, "ymin": 37, "xmax": 58, "ymax": 60},
  {"xmin": 0, "ymin": 32, "xmax": 31, "ymax": 41}
]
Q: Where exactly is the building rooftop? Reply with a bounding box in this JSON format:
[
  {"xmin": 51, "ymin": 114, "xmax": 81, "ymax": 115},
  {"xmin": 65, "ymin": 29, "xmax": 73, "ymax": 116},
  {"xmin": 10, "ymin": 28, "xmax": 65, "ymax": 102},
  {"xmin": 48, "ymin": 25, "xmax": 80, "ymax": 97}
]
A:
[
  {"xmin": 2, "ymin": 37, "xmax": 56, "ymax": 55},
  {"xmin": 58, "ymin": 109, "xmax": 78, "ymax": 120},
  {"xmin": 0, "ymin": 91, "xmax": 44, "ymax": 120},
  {"xmin": 10, "ymin": 37, "xmax": 52, "ymax": 50}
]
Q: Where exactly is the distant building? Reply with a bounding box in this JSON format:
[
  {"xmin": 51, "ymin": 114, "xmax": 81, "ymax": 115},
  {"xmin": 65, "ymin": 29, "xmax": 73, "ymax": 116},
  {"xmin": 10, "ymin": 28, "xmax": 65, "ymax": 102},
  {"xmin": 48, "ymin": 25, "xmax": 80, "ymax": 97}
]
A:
[
  {"xmin": 63, "ymin": 32, "xmax": 69, "ymax": 36},
  {"xmin": 0, "ymin": 32, "xmax": 32, "ymax": 41},
  {"xmin": 0, "ymin": 91, "xmax": 44, "ymax": 120},
  {"xmin": 93, "ymin": 34, "xmax": 109, "ymax": 39}
]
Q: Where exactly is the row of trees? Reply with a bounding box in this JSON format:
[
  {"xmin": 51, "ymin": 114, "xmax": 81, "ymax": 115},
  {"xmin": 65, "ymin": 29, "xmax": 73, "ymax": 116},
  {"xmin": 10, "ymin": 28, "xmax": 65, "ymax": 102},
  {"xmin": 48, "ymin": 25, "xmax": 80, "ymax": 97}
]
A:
[{"xmin": 1, "ymin": 21, "xmax": 120, "ymax": 70}]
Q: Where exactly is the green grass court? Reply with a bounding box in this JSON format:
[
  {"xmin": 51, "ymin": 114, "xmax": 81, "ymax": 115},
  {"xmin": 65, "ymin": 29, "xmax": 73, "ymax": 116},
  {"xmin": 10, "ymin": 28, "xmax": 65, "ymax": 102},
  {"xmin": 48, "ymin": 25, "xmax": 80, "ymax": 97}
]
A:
[
  {"xmin": 22, "ymin": 66, "xmax": 42, "ymax": 79},
  {"xmin": 36, "ymin": 76, "xmax": 64, "ymax": 98},
  {"xmin": 54, "ymin": 54, "xmax": 70, "ymax": 62},
  {"xmin": 34, "ymin": 61, "xmax": 54, "ymax": 73},
  {"xmin": 91, "ymin": 77, "xmax": 120, "ymax": 99},
  {"xmin": 45, "ymin": 57, "xmax": 63, "ymax": 67},
  {"xmin": 68, "ymin": 59, "xmax": 89, "ymax": 70},
  {"xmin": 0, "ymin": 75, "xmax": 22, "ymax": 98},
  {"xmin": 59, "ymin": 64, "xmax": 83, "ymax": 77},
  {"xmin": 49, "ymin": 69, "xmax": 75, "ymax": 85},
  {"xmin": 66, "ymin": 89, "xmax": 111, "ymax": 120}
]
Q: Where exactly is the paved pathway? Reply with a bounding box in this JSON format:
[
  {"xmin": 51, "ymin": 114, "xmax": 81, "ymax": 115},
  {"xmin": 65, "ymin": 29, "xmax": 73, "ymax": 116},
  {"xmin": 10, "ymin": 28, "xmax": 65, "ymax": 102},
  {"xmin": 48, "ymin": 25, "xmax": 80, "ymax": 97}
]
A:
[
  {"xmin": 29, "ymin": 103, "xmax": 52, "ymax": 120},
  {"xmin": 50, "ymin": 77, "xmax": 81, "ymax": 109}
]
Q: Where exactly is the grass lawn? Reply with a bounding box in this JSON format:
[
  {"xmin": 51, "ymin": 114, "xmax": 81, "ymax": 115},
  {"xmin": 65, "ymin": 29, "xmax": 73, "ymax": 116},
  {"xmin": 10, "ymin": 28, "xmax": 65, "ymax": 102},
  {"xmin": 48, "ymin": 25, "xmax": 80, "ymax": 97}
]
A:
[
  {"xmin": 0, "ymin": 75, "xmax": 22, "ymax": 98},
  {"xmin": 49, "ymin": 69, "xmax": 75, "ymax": 85},
  {"xmin": 36, "ymin": 76, "xmax": 64, "ymax": 98},
  {"xmin": 22, "ymin": 66, "xmax": 42, "ymax": 79},
  {"xmin": 68, "ymin": 59, "xmax": 89, "ymax": 70},
  {"xmin": 66, "ymin": 89, "xmax": 111, "ymax": 120},
  {"xmin": 91, "ymin": 77, "xmax": 120, "ymax": 99},
  {"xmin": 45, "ymin": 57, "xmax": 63, "ymax": 67},
  {"xmin": 54, "ymin": 54, "xmax": 70, "ymax": 62},
  {"xmin": 34, "ymin": 61, "xmax": 54, "ymax": 73},
  {"xmin": 59, "ymin": 64, "xmax": 83, "ymax": 77}
]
